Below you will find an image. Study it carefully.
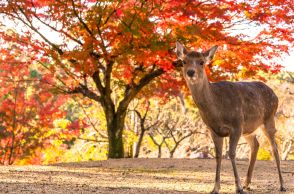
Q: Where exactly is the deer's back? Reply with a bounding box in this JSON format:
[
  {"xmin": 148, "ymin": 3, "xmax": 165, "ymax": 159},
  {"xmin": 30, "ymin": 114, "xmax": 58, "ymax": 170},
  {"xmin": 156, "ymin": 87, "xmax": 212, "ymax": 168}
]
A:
[{"xmin": 210, "ymin": 81, "xmax": 278, "ymax": 134}]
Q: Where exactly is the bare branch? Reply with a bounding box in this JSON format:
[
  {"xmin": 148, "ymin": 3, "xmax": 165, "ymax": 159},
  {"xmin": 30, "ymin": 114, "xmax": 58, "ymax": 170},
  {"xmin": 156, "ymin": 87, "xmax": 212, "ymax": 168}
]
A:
[
  {"xmin": 77, "ymin": 137, "xmax": 107, "ymax": 143},
  {"xmin": 73, "ymin": 97, "xmax": 107, "ymax": 139}
]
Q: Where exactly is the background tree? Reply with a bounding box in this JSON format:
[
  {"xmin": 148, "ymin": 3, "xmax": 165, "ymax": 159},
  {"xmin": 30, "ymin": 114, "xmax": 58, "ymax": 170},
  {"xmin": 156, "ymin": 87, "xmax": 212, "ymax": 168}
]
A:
[
  {"xmin": 0, "ymin": 43, "xmax": 81, "ymax": 165},
  {"xmin": 0, "ymin": 0, "xmax": 293, "ymax": 158},
  {"xmin": 162, "ymin": 112, "xmax": 200, "ymax": 158},
  {"xmin": 270, "ymin": 73, "xmax": 294, "ymax": 160},
  {"xmin": 127, "ymin": 101, "xmax": 161, "ymax": 158},
  {"xmin": 128, "ymin": 97, "xmax": 206, "ymax": 158}
]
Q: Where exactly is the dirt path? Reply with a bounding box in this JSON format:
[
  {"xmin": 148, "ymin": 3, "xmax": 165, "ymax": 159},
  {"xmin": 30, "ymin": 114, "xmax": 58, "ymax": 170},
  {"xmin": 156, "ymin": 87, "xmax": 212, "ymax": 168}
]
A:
[{"xmin": 0, "ymin": 159, "xmax": 293, "ymax": 194}]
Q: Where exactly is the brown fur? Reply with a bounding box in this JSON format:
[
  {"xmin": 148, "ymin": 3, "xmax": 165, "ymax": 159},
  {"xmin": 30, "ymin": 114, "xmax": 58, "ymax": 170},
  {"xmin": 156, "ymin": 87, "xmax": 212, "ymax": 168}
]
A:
[{"xmin": 176, "ymin": 42, "xmax": 285, "ymax": 194}]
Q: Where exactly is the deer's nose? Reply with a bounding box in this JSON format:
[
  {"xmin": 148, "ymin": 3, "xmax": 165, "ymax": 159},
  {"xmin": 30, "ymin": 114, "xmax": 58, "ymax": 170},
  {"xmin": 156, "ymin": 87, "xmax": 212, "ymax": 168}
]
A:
[{"xmin": 187, "ymin": 69, "xmax": 195, "ymax": 77}]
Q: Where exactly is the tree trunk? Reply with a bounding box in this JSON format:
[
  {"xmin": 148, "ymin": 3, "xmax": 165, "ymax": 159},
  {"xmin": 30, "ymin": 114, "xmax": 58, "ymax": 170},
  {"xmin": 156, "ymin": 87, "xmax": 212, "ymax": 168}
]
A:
[
  {"xmin": 170, "ymin": 148, "xmax": 176, "ymax": 158},
  {"xmin": 158, "ymin": 145, "xmax": 162, "ymax": 158},
  {"xmin": 107, "ymin": 127, "xmax": 123, "ymax": 158},
  {"xmin": 282, "ymin": 140, "xmax": 292, "ymax": 161},
  {"xmin": 134, "ymin": 129, "xmax": 145, "ymax": 158},
  {"xmin": 106, "ymin": 112, "xmax": 126, "ymax": 158}
]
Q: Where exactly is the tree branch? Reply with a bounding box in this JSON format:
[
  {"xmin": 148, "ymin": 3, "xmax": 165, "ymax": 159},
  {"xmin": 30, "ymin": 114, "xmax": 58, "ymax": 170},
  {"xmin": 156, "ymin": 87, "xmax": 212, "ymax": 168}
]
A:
[
  {"xmin": 73, "ymin": 97, "xmax": 107, "ymax": 139},
  {"xmin": 77, "ymin": 137, "xmax": 107, "ymax": 143},
  {"xmin": 15, "ymin": 6, "xmax": 63, "ymax": 55},
  {"xmin": 92, "ymin": 70, "xmax": 104, "ymax": 94},
  {"xmin": 118, "ymin": 67, "xmax": 164, "ymax": 114},
  {"xmin": 105, "ymin": 60, "xmax": 114, "ymax": 97},
  {"xmin": 69, "ymin": 84, "xmax": 101, "ymax": 102},
  {"xmin": 29, "ymin": 1, "xmax": 83, "ymax": 46},
  {"xmin": 71, "ymin": 0, "xmax": 93, "ymax": 36}
]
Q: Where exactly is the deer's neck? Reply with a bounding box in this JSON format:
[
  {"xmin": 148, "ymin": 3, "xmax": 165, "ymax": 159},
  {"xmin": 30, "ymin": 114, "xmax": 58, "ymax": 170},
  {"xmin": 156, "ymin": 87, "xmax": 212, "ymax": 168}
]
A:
[{"xmin": 188, "ymin": 76, "xmax": 216, "ymax": 114}]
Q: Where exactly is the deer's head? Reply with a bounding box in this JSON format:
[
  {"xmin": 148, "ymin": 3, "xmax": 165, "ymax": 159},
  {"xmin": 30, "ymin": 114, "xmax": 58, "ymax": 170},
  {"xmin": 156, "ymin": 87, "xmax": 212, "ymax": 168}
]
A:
[{"xmin": 176, "ymin": 42, "xmax": 218, "ymax": 85}]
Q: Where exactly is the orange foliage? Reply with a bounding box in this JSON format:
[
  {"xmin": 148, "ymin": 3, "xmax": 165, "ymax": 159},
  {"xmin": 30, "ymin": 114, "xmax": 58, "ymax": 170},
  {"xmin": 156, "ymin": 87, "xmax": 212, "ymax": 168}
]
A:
[{"xmin": 0, "ymin": 0, "xmax": 292, "ymax": 159}]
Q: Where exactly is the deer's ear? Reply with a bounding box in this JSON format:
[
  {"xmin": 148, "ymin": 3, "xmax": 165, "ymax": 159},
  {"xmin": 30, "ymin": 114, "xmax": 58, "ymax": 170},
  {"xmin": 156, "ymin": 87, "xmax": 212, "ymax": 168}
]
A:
[
  {"xmin": 204, "ymin": 45, "xmax": 218, "ymax": 62},
  {"xmin": 176, "ymin": 41, "xmax": 187, "ymax": 60}
]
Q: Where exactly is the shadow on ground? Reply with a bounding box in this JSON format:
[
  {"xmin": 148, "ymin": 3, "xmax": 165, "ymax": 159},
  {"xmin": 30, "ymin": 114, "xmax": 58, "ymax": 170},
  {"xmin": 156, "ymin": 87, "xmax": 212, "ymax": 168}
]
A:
[{"xmin": 0, "ymin": 159, "xmax": 293, "ymax": 194}]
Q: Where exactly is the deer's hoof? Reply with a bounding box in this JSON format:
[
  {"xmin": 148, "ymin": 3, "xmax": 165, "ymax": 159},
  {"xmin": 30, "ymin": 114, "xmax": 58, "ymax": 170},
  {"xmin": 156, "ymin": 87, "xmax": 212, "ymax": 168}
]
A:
[
  {"xmin": 280, "ymin": 186, "xmax": 286, "ymax": 192},
  {"xmin": 243, "ymin": 185, "xmax": 252, "ymax": 191},
  {"xmin": 236, "ymin": 189, "xmax": 245, "ymax": 194},
  {"xmin": 210, "ymin": 191, "xmax": 218, "ymax": 194}
]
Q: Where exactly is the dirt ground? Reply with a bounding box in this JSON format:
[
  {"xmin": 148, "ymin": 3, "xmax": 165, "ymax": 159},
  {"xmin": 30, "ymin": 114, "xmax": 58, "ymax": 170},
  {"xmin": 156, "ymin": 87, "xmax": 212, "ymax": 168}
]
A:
[{"xmin": 0, "ymin": 159, "xmax": 293, "ymax": 194}]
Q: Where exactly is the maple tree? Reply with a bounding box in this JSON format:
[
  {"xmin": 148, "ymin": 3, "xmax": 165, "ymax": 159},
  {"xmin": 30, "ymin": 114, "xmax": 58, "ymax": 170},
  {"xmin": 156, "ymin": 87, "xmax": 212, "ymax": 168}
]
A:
[
  {"xmin": 0, "ymin": 43, "xmax": 82, "ymax": 164},
  {"xmin": 0, "ymin": 0, "xmax": 292, "ymax": 158}
]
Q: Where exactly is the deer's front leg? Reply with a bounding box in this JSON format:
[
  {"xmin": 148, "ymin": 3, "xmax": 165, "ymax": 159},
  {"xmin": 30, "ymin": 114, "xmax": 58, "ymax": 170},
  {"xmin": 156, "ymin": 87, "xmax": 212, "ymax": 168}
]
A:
[
  {"xmin": 210, "ymin": 133, "xmax": 223, "ymax": 194},
  {"xmin": 229, "ymin": 129, "xmax": 244, "ymax": 194}
]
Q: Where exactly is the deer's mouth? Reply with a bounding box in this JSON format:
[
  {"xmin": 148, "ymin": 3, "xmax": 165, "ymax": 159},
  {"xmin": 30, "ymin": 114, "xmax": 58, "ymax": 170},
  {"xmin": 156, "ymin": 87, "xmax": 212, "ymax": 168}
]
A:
[{"xmin": 186, "ymin": 76, "xmax": 198, "ymax": 84}]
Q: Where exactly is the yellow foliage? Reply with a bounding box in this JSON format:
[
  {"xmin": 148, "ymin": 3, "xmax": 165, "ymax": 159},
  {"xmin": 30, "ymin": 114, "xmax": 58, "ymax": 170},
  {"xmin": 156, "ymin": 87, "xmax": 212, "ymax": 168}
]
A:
[
  {"xmin": 25, "ymin": 86, "xmax": 34, "ymax": 100},
  {"xmin": 257, "ymin": 147, "xmax": 272, "ymax": 160},
  {"xmin": 288, "ymin": 154, "xmax": 294, "ymax": 160},
  {"xmin": 61, "ymin": 140, "xmax": 108, "ymax": 162},
  {"xmin": 214, "ymin": 59, "xmax": 223, "ymax": 66},
  {"xmin": 53, "ymin": 119, "xmax": 70, "ymax": 129},
  {"xmin": 244, "ymin": 11, "xmax": 251, "ymax": 18},
  {"xmin": 42, "ymin": 140, "xmax": 65, "ymax": 164},
  {"xmin": 123, "ymin": 129, "xmax": 137, "ymax": 157}
]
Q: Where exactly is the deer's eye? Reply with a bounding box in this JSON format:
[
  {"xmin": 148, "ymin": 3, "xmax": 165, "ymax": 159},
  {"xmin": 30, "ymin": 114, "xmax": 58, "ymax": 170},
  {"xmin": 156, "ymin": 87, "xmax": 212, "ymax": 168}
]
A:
[
  {"xmin": 199, "ymin": 61, "xmax": 204, "ymax": 66},
  {"xmin": 182, "ymin": 60, "xmax": 186, "ymax": 65}
]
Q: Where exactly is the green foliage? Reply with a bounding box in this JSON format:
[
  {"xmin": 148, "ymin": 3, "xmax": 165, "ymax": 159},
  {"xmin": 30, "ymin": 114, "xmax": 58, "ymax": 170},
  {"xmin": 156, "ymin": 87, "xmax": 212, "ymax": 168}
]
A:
[{"xmin": 29, "ymin": 69, "xmax": 41, "ymax": 78}]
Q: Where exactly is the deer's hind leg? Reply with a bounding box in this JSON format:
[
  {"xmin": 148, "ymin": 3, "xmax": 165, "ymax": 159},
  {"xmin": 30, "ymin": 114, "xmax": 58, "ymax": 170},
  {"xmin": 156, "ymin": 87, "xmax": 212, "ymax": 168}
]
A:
[
  {"xmin": 243, "ymin": 134, "xmax": 259, "ymax": 190},
  {"xmin": 263, "ymin": 117, "xmax": 286, "ymax": 192}
]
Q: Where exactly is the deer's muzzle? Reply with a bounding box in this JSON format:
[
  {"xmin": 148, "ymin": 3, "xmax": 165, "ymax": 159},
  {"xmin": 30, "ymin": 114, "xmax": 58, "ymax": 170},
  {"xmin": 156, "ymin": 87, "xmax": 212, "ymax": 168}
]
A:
[{"xmin": 187, "ymin": 69, "xmax": 195, "ymax": 77}]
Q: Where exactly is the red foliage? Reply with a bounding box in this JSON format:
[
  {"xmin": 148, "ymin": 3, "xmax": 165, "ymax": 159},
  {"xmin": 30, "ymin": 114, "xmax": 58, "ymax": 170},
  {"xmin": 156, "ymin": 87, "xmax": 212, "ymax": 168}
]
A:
[
  {"xmin": 0, "ymin": 44, "xmax": 80, "ymax": 165},
  {"xmin": 0, "ymin": 0, "xmax": 292, "ymax": 160},
  {"xmin": 0, "ymin": 0, "xmax": 291, "ymax": 88}
]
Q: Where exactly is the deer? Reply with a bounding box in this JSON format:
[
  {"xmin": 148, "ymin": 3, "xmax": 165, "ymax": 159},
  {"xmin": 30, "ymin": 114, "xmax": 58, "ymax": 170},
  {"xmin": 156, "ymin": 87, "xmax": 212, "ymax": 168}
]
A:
[{"xmin": 175, "ymin": 42, "xmax": 286, "ymax": 194}]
